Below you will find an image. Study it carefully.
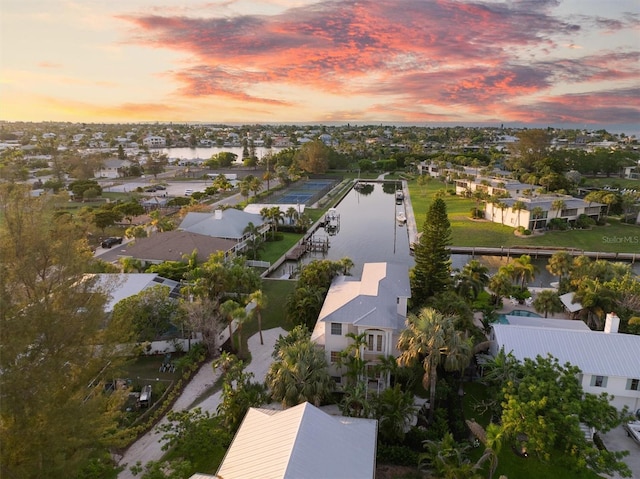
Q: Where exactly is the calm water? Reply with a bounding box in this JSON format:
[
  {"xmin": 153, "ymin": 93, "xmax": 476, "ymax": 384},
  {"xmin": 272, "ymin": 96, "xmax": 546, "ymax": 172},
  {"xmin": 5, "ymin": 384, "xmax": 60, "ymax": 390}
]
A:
[
  {"xmin": 274, "ymin": 181, "xmax": 414, "ymax": 278},
  {"xmin": 271, "ymin": 181, "xmax": 640, "ymax": 281},
  {"xmin": 162, "ymin": 146, "xmax": 282, "ymax": 162}
]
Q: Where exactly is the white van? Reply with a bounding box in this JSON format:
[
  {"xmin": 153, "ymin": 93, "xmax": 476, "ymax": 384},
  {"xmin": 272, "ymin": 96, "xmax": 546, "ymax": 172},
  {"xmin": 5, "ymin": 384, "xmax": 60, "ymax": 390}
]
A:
[{"xmin": 184, "ymin": 189, "xmax": 193, "ymax": 196}]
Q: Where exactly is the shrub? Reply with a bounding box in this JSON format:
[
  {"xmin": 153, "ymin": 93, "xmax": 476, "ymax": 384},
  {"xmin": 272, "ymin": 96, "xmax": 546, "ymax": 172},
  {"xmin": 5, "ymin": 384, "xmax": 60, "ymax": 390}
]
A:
[
  {"xmin": 377, "ymin": 444, "xmax": 419, "ymax": 466},
  {"xmin": 523, "ymin": 229, "xmax": 531, "ymax": 235}
]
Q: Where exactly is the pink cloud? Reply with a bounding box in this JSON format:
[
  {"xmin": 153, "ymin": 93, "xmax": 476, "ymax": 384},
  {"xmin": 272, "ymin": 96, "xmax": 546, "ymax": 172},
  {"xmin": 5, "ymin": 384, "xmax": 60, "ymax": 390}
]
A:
[{"xmin": 116, "ymin": 0, "xmax": 639, "ymax": 124}]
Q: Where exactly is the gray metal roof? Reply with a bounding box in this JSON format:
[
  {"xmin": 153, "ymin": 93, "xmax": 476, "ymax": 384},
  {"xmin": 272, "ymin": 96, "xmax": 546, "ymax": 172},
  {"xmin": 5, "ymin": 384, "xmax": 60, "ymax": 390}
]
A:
[
  {"xmin": 492, "ymin": 324, "xmax": 640, "ymax": 377},
  {"xmin": 317, "ymin": 262, "xmax": 411, "ymax": 331},
  {"xmin": 216, "ymin": 402, "xmax": 378, "ymax": 479},
  {"xmin": 179, "ymin": 209, "xmax": 265, "ymax": 240}
]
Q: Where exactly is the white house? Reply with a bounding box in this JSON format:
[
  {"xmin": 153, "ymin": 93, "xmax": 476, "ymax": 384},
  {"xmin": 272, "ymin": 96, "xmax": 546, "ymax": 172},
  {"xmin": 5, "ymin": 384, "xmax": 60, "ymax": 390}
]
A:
[
  {"xmin": 215, "ymin": 402, "xmax": 378, "ymax": 479},
  {"xmin": 94, "ymin": 158, "xmax": 132, "ymax": 179},
  {"xmin": 489, "ymin": 313, "xmax": 640, "ymax": 412},
  {"xmin": 310, "ymin": 262, "xmax": 411, "ymax": 388},
  {"xmin": 484, "ymin": 194, "xmax": 605, "ymax": 230},
  {"xmin": 90, "ymin": 273, "xmax": 182, "ymax": 313},
  {"xmin": 142, "ymin": 135, "xmax": 166, "ymax": 148}
]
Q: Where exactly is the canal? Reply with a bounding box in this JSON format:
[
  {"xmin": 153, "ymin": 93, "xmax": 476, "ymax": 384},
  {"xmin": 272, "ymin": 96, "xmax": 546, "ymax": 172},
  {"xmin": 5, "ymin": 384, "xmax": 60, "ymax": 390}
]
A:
[{"xmin": 270, "ymin": 181, "xmax": 639, "ymax": 283}]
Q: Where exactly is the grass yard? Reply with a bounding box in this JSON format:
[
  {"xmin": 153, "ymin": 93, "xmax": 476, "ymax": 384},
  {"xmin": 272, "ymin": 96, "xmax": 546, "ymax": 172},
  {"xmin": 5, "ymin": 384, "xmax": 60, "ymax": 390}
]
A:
[
  {"xmin": 408, "ymin": 180, "xmax": 640, "ymax": 253},
  {"xmin": 260, "ymin": 232, "xmax": 303, "ymax": 264}
]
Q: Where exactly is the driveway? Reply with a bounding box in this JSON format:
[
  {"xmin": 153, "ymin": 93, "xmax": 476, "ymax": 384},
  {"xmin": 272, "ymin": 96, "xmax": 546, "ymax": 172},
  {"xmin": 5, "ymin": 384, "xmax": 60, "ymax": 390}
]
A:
[
  {"xmin": 601, "ymin": 424, "xmax": 640, "ymax": 478},
  {"xmin": 116, "ymin": 327, "xmax": 287, "ymax": 479}
]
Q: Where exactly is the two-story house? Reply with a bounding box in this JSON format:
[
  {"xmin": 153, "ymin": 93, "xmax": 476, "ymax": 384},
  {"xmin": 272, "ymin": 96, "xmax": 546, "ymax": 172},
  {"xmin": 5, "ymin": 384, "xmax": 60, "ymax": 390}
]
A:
[
  {"xmin": 310, "ymin": 262, "xmax": 411, "ymax": 389},
  {"xmin": 489, "ymin": 312, "xmax": 640, "ymax": 413}
]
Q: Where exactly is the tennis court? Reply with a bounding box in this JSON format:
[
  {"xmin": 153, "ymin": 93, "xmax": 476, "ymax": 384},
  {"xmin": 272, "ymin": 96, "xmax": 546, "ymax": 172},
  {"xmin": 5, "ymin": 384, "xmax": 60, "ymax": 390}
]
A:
[{"xmin": 270, "ymin": 179, "xmax": 338, "ymax": 205}]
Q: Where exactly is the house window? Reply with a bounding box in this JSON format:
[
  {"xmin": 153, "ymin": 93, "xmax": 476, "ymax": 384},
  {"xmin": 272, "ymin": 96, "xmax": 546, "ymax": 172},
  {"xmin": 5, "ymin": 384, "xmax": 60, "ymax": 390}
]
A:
[
  {"xmin": 367, "ymin": 364, "xmax": 381, "ymax": 379},
  {"xmin": 330, "ymin": 323, "xmax": 342, "ymax": 335},
  {"xmin": 627, "ymin": 378, "xmax": 640, "ymax": 391},
  {"xmin": 591, "ymin": 375, "xmax": 608, "ymax": 388},
  {"xmin": 330, "ymin": 351, "xmax": 341, "ymax": 363},
  {"xmin": 367, "ymin": 333, "xmax": 384, "ymax": 352},
  {"xmin": 332, "ymin": 376, "xmax": 342, "ymax": 384}
]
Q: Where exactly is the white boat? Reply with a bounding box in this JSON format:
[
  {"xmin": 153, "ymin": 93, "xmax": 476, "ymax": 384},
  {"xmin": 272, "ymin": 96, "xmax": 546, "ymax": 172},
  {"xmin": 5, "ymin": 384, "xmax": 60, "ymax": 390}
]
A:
[
  {"xmin": 396, "ymin": 211, "xmax": 407, "ymax": 224},
  {"xmin": 395, "ymin": 190, "xmax": 404, "ymax": 204}
]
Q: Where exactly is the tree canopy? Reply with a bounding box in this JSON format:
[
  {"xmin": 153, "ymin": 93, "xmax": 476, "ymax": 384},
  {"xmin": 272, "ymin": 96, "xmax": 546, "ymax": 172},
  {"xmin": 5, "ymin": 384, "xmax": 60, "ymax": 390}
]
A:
[
  {"xmin": 410, "ymin": 197, "xmax": 452, "ymax": 306},
  {"xmin": 0, "ymin": 184, "xmax": 127, "ymax": 478}
]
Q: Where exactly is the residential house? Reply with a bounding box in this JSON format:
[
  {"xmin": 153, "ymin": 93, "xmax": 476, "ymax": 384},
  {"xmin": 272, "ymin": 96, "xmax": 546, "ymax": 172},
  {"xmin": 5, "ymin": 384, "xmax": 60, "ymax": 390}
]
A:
[
  {"xmin": 142, "ymin": 135, "xmax": 166, "ymax": 148},
  {"xmin": 214, "ymin": 402, "xmax": 378, "ymax": 479},
  {"xmin": 179, "ymin": 209, "xmax": 269, "ymax": 255},
  {"xmin": 120, "ymin": 231, "xmax": 237, "ymax": 265},
  {"xmin": 484, "ymin": 194, "xmax": 605, "ymax": 230},
  {"xmin": 489, "ymin": 312, "xmax": 640, "ymax": 412},
  {"xmin": 90, "ymin": 273, "xmax": 182, "ymax": 313},
  {"xmin": 95, "ymin": 158, "xmax": 132, "ymax": 179},
  {"xmin": 310, "ymin": 262, "xmax": 411, "ymax": 389}
]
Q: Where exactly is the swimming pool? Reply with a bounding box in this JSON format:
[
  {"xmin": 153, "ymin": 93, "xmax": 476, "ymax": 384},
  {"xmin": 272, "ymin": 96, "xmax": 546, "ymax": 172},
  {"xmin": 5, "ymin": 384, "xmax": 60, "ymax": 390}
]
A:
[{"xmin": 498, "ymin": 309, "xmax": 542, "ymax": 324}]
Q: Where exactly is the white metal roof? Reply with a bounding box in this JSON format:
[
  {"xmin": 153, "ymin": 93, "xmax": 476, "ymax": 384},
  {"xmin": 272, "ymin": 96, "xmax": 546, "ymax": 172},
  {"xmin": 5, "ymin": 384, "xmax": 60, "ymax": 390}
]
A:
[
  {"xmin": 559, "ymin": 292, "xmax": 583, "ymax": 313},
  {"xmin": 315, "ymin": 262, "xmax": 410, "ymax": 331},
  {"xmin": 179, "ymin": 209, "xmax": 264, "ymax": 240},
  {"xmin": 492, "ymin": 324, "xmax": 640, "ymax": 377},
  {"xmin": 91, "ymin": 273, "xmax": 179, "ymax": 312},
  {"xmin": 504, "ymin": 316, "xmax": 590, "ymax": 330},
  {"xmin": 216, "ymin": 402, "xmax": 378, "ymax": 479}
]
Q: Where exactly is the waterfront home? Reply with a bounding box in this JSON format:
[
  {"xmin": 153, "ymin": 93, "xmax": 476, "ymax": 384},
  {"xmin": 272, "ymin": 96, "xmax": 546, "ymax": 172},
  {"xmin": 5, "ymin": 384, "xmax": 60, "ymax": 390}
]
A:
[
  {"xmin": 120, "ymin": 231, "xmax": 237, "ymax": 265},
  {"xmin": 484, "ymin": 194, "xmax": 605, "ymax": 230},
  {"xmin": 142, "ymin": 135, "xmax": 166, "ymax": 148},
  {"xmin": 489, "ymin": 312, "xmax": 640, "ymax": 412},
  {"xmin": 310, "ymin": 262, "xmax": 411, "ymax": 389},
  {"xmin": 179, "ymin": 209, "xmax": 269, "ymax": 254},
  {"xmin": 215, "ymin": 402, "xmax": 377, "ymax": 479}
]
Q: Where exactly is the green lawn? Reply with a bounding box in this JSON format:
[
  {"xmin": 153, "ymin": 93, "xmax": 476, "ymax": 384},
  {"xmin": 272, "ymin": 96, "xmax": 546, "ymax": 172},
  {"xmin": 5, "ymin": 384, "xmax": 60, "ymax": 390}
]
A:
[
  {"xmin": 408, "ymin": 180, "xmax": 640, "ymax": 253},
  {"xmin": 260, "ymin": 232, "xmax": 303, "ymax": 264}
]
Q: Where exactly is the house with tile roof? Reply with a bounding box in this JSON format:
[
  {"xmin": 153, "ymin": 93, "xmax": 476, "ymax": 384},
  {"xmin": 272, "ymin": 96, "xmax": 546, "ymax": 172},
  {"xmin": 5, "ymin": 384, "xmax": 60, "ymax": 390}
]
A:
[
  {"xmin": 215, "ymin": 402, "xmax": 378, "ymax": 479},
  {"xmin": 310, "ymin": 262, "xmax": 411, "ymax": 389},
  {"xmin": 489, "ymin": 313, "xmax": 640, "ymax": 412}
]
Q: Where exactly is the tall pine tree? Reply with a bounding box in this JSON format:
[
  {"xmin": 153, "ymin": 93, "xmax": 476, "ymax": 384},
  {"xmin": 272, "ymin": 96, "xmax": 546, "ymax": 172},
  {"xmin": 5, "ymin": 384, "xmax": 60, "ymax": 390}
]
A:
[{"xmin": 411, "ymin": 196, "xmax": 452, "ymax": 307}]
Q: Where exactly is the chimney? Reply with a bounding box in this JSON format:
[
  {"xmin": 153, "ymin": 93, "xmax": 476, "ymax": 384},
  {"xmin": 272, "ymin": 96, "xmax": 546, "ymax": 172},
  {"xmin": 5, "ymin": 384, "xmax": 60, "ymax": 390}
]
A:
[
  {"xmin": 604, "ymin": 312, "xmax": 620, "ymax": 334},
  {"xmin": 214, "ymin": 209, "xmax": 223, "ymax": 220}
]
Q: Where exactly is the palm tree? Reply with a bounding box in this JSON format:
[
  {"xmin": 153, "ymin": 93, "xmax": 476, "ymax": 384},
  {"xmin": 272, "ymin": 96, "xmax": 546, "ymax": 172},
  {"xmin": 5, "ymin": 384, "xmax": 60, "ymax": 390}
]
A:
[
  {"xmin": 232, "ymin": 304, "xmax": 249, "ymax": 357},
  {"xmin": 546, "ymin": 251, "xmax": 572, "ymax": 283},
  {"xmin": 532, "ymin": 290, "xmax": 564, "ymax": 318},
  {"xmin": 248, "ymin": 289, "xmax": 267, "ymax": 345},
  {"xmin": 456, "ymin": 260, "xmax": 490, "ymax": 301},
  {"xmin": 488, "ymin": 270, "xmax": 513, "ymax": 305},
  {"xmin": 397, "ymin": 307, "xmax": 472, "ymax": 422},
  {"xmin": 373, "ymin": 384, "xmax": 416, "ymax": 443},
  {"xmin": 285, "ymin": 206, "xmax": 298, "ymax": 225},
  {"xmin": 551, "ymin": 198, "xmax": 566, "ymax": 220},
  {"xmin": 511, "ymin": 200, "xmax": 526, "ymax": 228},
  {"xmin": 242, "ymin": 221, "xmax": 264, "ymax": 260},
  {"xmin": 340, "ymin": 331, "xmax": 368, "ymax": 386},
  {"xmin": 530, "ymin": 206, "xmax": 544, "ymax": 230},
  {"xmin": 339, "ymin": 257, "xmax": 354, "ymax": 275},
  {"xmin": 220, "ymin": 299, "xmax": 240, "ymax": 352},
  {"xmin": 510, "ymin": 254, "xmax": 537, "ymax": 289},
  {"xmin": 266, "ymin": 338, "xmax": 334, "ymax": 408}
]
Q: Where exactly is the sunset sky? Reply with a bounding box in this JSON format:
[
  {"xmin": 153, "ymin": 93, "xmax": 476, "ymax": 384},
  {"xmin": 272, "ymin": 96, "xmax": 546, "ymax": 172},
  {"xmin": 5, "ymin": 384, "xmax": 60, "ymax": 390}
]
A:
[{"xmin": 1, "ymin": 0, "xmax": 638, "ymax": 130}]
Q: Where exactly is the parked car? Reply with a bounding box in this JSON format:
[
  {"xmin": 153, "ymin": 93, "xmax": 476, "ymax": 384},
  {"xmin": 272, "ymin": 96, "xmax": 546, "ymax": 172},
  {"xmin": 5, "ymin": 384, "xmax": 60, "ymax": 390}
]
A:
[
  {"xmin": 155, "ymin": 185, "xmax": 166, "ymax": 190},
  {"xmin": 101, "ymin": 237, "xmax": 123, "ymax": 248}
]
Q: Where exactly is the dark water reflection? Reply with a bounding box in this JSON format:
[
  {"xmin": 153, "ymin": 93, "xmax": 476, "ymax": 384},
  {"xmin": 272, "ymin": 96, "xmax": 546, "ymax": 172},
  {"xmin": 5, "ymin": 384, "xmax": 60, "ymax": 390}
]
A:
[
  {"xmin": 271, "ymin": 181, "xmax": 639, "ymax": 282},
  {"xmin": 273, "ymin": 181, "xmax": 412, "ymax": 278}
]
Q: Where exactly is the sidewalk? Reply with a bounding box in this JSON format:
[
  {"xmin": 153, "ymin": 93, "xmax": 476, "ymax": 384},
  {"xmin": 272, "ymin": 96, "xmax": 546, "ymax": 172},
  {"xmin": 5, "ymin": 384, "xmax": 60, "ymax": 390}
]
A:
[{"xmin": 116, "ymin": 327, "xmax": 287, "ymax": 478}]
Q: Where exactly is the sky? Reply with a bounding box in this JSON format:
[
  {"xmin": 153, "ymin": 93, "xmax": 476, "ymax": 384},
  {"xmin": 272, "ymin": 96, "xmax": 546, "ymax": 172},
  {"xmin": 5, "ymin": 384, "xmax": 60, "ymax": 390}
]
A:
[{"xmin": 1, "ymin": 0, "xmax": 639, "ymax": 131}]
